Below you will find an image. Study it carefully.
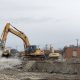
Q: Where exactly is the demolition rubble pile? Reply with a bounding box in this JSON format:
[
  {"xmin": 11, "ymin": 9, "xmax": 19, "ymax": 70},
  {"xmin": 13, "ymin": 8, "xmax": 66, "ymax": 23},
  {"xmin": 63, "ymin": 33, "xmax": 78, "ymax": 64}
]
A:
[{"xmin": 23, "ymin": 58, "xmax": 80, "ymax": 74}]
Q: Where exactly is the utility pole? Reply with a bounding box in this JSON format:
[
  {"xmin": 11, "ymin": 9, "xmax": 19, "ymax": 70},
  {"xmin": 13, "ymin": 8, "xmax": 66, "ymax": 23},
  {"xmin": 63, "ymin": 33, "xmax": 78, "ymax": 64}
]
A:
[
  {"xmin": 76, "ymin": 39, "xmax": 79, "ymax": 47},
  {"xmin": 45, "ymin": 44, "xmax": 48, "ymax": 50}
]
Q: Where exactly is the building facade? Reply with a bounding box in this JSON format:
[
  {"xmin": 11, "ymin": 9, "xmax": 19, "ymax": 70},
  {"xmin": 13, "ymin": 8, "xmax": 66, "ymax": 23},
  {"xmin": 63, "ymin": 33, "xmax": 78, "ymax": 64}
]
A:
[{"xmin": 63, "ymin": 46, "xmax": 80, "ymax": 59}]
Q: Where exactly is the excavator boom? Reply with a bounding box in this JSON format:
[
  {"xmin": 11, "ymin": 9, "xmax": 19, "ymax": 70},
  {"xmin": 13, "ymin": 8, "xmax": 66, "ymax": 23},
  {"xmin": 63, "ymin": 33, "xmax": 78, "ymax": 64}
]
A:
[{"xmin": 1, "ymin": 23, "xmax": 30, "ymax": 49}]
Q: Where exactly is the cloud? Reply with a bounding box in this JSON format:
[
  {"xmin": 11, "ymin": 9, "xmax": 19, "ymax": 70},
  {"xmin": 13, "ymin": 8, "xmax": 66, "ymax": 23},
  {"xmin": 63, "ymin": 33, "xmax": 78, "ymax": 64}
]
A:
[
  {"xmin": 10, "ymin": 16, "xmax": 52, "ymax": 23},
  {"xmin": 0, "ymin": 0, "xmax": 80, "ymax": 49}
]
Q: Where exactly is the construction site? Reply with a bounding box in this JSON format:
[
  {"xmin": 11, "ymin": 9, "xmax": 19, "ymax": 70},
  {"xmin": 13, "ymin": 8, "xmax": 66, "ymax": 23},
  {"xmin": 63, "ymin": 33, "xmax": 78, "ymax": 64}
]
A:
[{"xmin": 0, "ymin": 23, "xmax": 80, "ymax": 80}]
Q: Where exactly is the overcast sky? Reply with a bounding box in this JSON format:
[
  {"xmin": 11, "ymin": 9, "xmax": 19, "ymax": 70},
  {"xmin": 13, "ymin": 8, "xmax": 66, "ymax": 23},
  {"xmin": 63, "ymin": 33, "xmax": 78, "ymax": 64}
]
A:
[{"xmin": 0, "ymin": 0, "xmax": 80, "ymax": 50}]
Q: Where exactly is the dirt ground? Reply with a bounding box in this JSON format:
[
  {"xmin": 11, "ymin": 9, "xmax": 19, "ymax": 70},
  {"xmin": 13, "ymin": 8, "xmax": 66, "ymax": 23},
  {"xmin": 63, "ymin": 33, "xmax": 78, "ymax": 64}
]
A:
[
  {"xmin": 0, "ymin": 57, "xmax": 80, "ymax": 80},
  {"xmin": 0, "ymin": 68, "xmax": 80, "ymax": 80}
]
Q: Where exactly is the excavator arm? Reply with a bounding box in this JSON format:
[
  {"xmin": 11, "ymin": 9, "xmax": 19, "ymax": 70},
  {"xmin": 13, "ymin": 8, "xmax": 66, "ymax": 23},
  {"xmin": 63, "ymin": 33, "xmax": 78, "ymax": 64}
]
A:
[{"xmin": 1, "ymin": 23, "xmax": 30, "ymax": 49}]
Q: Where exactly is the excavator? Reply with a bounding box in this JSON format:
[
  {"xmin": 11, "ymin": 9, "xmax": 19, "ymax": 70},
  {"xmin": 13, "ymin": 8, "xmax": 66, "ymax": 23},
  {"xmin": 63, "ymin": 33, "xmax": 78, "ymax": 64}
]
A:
[{"xmin": 0, "ymin": 23, "xmax": 45, "ymax": 59}]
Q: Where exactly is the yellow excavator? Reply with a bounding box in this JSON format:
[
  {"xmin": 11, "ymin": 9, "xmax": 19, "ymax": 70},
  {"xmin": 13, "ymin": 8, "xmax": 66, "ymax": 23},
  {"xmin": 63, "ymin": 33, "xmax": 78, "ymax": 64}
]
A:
[{"xmin": 0, "ymin": 23, "xmax": 44, "ymax": 59}]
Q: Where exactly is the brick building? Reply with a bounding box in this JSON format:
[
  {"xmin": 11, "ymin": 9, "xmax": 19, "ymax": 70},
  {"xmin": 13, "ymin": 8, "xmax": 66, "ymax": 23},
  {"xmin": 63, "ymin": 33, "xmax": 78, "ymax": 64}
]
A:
[{"xmin": 63, "ymin": 45, "xmax": 80, "ymax": 59}]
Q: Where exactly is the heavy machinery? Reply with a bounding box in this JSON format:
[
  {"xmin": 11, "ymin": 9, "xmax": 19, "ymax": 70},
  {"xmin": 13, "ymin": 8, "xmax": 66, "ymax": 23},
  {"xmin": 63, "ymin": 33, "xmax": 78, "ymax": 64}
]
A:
[{"xmin": 0, "ymin": 23, "xmax": 44, "ymax": 59}]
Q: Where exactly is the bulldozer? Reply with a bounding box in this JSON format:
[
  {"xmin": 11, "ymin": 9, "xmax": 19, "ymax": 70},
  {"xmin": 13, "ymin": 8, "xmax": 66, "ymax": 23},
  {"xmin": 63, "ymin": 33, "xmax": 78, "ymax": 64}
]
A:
[{"xmin": 0, "ymin": 23, "xmax": 45, "ymax": 59}]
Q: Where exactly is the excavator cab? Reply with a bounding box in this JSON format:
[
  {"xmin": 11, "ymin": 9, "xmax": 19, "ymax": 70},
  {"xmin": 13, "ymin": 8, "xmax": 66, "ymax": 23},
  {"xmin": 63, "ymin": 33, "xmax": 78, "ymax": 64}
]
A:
[
  {"xmin": 25, "ymin": 45, "xmax": 37, "ymax": 53},
  {"xmin": 25, "ymin": 45, "xmax": 45, "ymax": 60},
  {"xmin": 26, "ymin": 45, "xmax": 44, "ymax": 56}
]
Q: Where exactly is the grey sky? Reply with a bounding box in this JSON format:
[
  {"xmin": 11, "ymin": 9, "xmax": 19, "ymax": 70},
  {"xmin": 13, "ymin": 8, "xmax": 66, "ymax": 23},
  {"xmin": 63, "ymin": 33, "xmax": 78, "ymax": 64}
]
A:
[{"xmin": 0, "ymin": 0, "xmax": 80, "ymax": 50}]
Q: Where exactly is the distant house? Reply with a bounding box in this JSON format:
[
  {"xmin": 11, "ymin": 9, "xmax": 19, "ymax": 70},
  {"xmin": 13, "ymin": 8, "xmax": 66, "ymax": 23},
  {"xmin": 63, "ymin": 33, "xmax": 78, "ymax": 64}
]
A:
[{"xmin": 63, "ymin": 45, "xmax": 80, "ymax": 59}]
